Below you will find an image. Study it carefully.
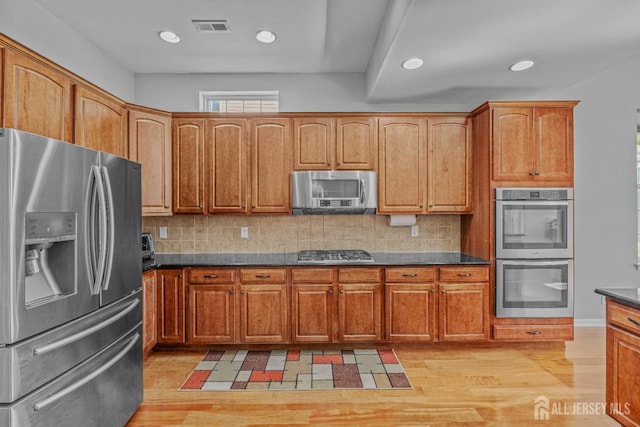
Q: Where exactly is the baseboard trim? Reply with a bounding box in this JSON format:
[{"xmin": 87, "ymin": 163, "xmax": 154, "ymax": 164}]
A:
[{"xmin": 574, "ymin": 318, "xmax": 605, "ymax": 327}]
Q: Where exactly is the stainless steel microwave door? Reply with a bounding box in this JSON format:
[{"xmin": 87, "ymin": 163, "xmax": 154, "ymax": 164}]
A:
[{"xmin": 0, "ymin": 130, "xmax": 100, "ymax": 345}]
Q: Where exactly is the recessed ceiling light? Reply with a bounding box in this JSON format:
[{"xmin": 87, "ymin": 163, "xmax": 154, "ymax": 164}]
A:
[
  {"xmin": 510, "ymin": 59, "xmax": 535, "ymax": 71},
  {"xmin": 401, "ymin": 57, "xmax": 423, "ymax": 70},
  {"xmin": 255, "ymin": 30, "xmax": 276, "ymax": 44},
  {"xmin": 158, "ymin": 30, "xmax": 181, "ymax": 43}
]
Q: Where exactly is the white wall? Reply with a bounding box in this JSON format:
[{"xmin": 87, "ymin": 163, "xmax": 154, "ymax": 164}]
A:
[
  {"xmin": 558, "ymin": 53, "xmax": 640, "ymax": 324},
  {"xmin": 0, "ymin": 0, "xmax": 135, "ymax": 101},
  {"xmin": 134, "ymin": 72, "xmax": 475, "ymax": 113}
]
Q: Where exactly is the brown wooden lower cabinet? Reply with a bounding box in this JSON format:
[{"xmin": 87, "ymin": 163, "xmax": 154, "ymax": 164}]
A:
[
  {"xmin": 605, "ymin": 300, "xmax": 640, "ymax": 426},
  {"xmin": 156, "ymin": 269, "xmax": 185, "ymax": 344},
  {"xmin": 151, "ymin": 265, "xmax": 577, "ymax": 347},
  {"xmin": 142, "ymin": 270, "xmax": 157, "ymax": 356}
]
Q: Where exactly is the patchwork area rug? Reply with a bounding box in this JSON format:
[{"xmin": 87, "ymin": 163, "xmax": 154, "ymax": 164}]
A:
[{"xmin": 180, "ymin": 349, "xmax": 412, "ymax": 391}]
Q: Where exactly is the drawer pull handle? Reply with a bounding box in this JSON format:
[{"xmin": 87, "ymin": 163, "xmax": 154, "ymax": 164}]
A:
[
  {"xmin": 457, "ymin": 273, "xmax": 472, "ymax": 277},
  {"xmin": 402, "ymin": 273, "xmax": 418, "ymax": 278},
  {"xmin": 628, "ymin": 317, "xmax": 640, "ymax": 326},
  {"xmin": 526, "ymin": 330, "xmax": 542, "ymax": 335},
  {"xmin": 204, "ymin": 275, "xmax": 218, "ymax": 279},
  {"xmin": 256, "ymin": 275, "xmax": 271, "ymax": 279}
]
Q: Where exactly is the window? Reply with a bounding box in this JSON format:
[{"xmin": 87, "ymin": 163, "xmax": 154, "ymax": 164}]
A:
[{"xmin": 199, "ymin": 91, "xmax": 279, "ymax": 113}]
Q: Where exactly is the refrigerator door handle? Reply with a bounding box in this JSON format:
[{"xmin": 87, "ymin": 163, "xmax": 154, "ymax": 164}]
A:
[
  {"xmin": 100, "ymin": 166, "xmax": 115, "ymax": 291},
  {"xmin": 32, "ymin": 299, "xmax": 140, "ymax": 356},
  {"xmin": 33, "ymin": 332, "xmax": 140, "ymax": 412},
  {"xmin": 89, "ymin": 165, "xmax": 108, "ymax": 295}
]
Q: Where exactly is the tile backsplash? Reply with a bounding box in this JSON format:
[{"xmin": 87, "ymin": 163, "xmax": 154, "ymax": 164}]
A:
[{"xmin": 143, "ymin": 215, "xmax": 461, "ymax": 254}]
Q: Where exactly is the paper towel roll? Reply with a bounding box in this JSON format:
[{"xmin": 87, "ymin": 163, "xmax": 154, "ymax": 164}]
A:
[{"xmin": 387, "ymin": 215, "xmax": 417, "ymax": 226}]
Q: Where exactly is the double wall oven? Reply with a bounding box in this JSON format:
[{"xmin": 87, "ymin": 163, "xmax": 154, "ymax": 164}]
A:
[{"xmin": 494, "ymin": 188, "xmax": 574, "ymax": 318}]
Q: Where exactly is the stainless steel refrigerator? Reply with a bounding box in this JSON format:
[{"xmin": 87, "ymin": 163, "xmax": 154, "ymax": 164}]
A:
[{"xmin": 0, "ymin": 129, "xmax": 143, "ymax": 426}]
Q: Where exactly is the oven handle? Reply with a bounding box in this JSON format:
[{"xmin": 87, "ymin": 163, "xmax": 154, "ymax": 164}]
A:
[
  {"xmin": 497, "ymin": 260, "xmax": 572, "ymax": 267},
  {"xmin": 496, "ymin": 200, "xmax": 572, "ymax": 207}
]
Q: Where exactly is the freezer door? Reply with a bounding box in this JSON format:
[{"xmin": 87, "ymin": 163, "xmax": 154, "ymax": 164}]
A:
[
  {"xmin": 99, "ymin": 153, "xmax": 142, "ymax": 306},
  {"xmin": 0, "ymin": 129, "xmax": 100, "ymax": 344},
  {"xmin": 0, "ymin": 290, "xmax": 141, "ymax": 403},
  {"xmin": 0, "ymin": 324, "xmax": 143, "ymax": 427}
]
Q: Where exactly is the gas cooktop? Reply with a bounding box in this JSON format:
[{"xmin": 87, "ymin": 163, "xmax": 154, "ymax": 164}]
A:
[{"xmin": 297, "ymin": 250, "xmax": 374, "ymax": 264}]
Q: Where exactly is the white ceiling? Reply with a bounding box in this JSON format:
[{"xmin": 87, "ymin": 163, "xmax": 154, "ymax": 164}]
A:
[{"xmin": 34, "ymin": 0, "xmax": 640, "ymax": 105}]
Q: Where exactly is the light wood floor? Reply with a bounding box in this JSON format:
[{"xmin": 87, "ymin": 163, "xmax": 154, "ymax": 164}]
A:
[{"xmin": 127, "ymin": 327, "xmax": 620, "ymax": 426}]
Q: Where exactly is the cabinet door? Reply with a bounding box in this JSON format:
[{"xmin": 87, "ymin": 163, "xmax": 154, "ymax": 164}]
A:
[
  {"xmin": 250, "ymin": 119, "xmax": 292, "ymax": 213},
  {"xmin": 128, "ymin": 109, "xmax": 172, "ymax": 216},
  {"xmin": 3, "ymin": 49, "xmax": 73, "ymax": 142},
  {"xmin": 378, "ymin": 118, "xmax": 426, "ymax": 213},
  {"xmin": 385, "ymin": 283, "xmax": 436, "ymax": 342},
  {"xmin": 142, "ymin": 270, "xmax": 157, "ymax": 355},
  {"xmin": 293, "ymin": 118, "xmax": 334, "ymax": 170},
  {"xmin": 156, "ymin": 270, "xmax": 185, "ymax": 344},
  {"xmin": 206, "ymin": 119, "xmax": 248, "ymax": 213},
  {"xmin": 172, "ymin": 119, "xmax": 206, "ymax": 214},
  {"xmin": 438, "ymin": 283, "xmax": 489, "ymax": 341},
  {"xmin": 74, "ymin": 86, "xmax": 127, "ymax": 157},
  {"xmin": 188, "ymin": 284, "xmax": 238, "ymax": 343},
  {"xmin": 427, "ymin": 117, "xmax": 472, "ymax": 212},
  {"xmin": 534, "ymin": 107, "xmax": 573, "ymax": 183},
  {"xmin": 338, "ymin": 283, "xmax": 382, "ymax": 342},
  {"xmin": 336, "ymin": 117, "xmax": 377, "ymax": 170},
  {"xmin": 240, "ymin": 284, "xmax": 289, "ymax": 343},
  {"xmin": 491, "ymin": 107, "xmax": 534, "ymax": 181},
  {"xmin": 606, "ymin": 326, "xmax": 640, "ymax": 426},
  {"xmin": 291, "ymin": 284, "xmax": 335, "ymax": 342}
]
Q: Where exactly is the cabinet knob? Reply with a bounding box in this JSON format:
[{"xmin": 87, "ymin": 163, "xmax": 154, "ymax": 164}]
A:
[
  {"xmin": 441, "ymin": 289, "xmax": 445, "ymax": 294},
  {"xmin": 535, "ymin": 171, "xmax": 541, "ymax": 175},
  {"xmin": 430, "ymin": 289, "xmax": 435, "ymax": 294},
  {"xmin": 241, "ymin": 290, "xmax": 246, "ymax": 295},
  {"xmin": 178, "ymin": 274, "xmax": 183, "ymax": 278},
  {"xmin": 252, "ymin": 206, "xmax": 256, "ymax": 209},
  {"xmin": 229, "ymin": 289, "xmax": 234, "ymax": 295},
  {"xmin": 339, "ymin": 290, "xmax": 345, "ymax": 294},
  {"xmin": 429, "ymin": 204, "xmax": 433, "ymax": 208},
  {"xmin": 328, "ymin": 289, "xmax": 333, "ymax": 295},
  {"xmin": 529, "ymin": 171, "xmax": 535, "ymax": 175}
]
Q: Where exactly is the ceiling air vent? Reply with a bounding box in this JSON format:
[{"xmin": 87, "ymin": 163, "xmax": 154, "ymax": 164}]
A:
[{"xmin": 192, "ymin": 20, "xmax": 231, "ymax": 33}]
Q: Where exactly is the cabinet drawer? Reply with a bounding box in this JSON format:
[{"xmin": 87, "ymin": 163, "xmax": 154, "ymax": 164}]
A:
[
  {"xmin": 291, "ymin": 268, "xmax": 334, "ymax": 284},
  {"xmin": 492, "ymin": 325, "xmax": 574, "ymax": 341},
  {"xmin": 239, "ymin": 268, "xmax": 287, "ymax": 283},
  {"xmin": 188, "ymin": 268, "xmax": 236, "ymax": 284},
  {"xmin": 385, "ymin": 267, "xmax": 435, "ymax": 283},
  {"xmin": 439, "ymin": 266, "xmax": 489, "ymax": 282},
  {"xmin": 338, "ymin": 268, "xmax": 382, "ymax": 283},
  {"xmin": 607, "ymin": 300, "xmax": 640, "ymax": 336}
]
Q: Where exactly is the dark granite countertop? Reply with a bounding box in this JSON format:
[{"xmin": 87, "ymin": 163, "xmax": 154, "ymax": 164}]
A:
[
  {"xmin": 145, "ymin": 252, "xmax": 489, "ymax": 270},
  {"xmin": 595, "ymin": 288, "xmax": 640, "ymax": 311}
]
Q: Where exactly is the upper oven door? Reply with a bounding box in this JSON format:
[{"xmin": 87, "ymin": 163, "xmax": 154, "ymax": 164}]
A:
[{"xmin": 495, "ymin": 199, "xmax": 573, "ymax": 258}]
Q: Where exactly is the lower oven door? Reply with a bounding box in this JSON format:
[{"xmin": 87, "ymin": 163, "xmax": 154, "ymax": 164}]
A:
[{"xmin": 496, "ymin": 259, "xmax": 574, "ymax": 318}]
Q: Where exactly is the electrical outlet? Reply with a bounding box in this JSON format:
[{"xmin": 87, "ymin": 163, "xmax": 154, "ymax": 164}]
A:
[
  {"xmin": 411, "ymin": 225, "xmax": 419, "ymax": 237},
  {"xmin": 240, "ymin": 226, "xmax": 249, "ymax": 239},
  {"xmin": 159, "ymin": 227, "xmax": 168, "ymax": 239}
]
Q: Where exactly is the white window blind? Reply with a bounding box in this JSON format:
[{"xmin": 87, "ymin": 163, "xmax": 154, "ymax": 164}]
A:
[{"xmin": 199, "ymin": 91, "xmax": 279, "ymax": 113}]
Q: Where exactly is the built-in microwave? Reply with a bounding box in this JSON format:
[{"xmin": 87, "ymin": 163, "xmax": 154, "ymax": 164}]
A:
[{"xmin": 291, "ymin": 170, "xmax": 377, "ymax": 215}]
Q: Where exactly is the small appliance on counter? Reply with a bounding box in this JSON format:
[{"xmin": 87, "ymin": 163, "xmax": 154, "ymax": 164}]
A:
[{"xmin": 142, "ymin": 232, "xmax": 156, "ymax": 271}]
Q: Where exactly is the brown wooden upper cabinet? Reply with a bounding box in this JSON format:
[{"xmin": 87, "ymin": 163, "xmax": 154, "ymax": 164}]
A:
[
  {"xmin": 377, "ymin": 117, "xmax": 426, "ymax": 214},
  {"xmin": 2, "ymin": 48, "xmax": 74, "ymax": 142},
  {"xmin": 250, "ymin": 118, "xmax": 292, "ymax": 213},
  {"xmin": 172, "ymin": 118, "xmax": 206, "ymax": 214},
  {"xmin": 293, "ymin": 117, "xmax": 377, "ymax": 170},
  {"xmin": 427, "ymin": 116, "xmax": 472, "ymax": 213},
  {"xmin": 74, "ymin": 85, "xmax": 127, "ymax": 157},
  {"xmin": 128, "ymin": 107, "xmax": 172, "ymax": 216},
  {"xmin": 206, "ymin": 119, "xmax": 249, "ymax": 214},
  {"xmin": 491, "ymin": 103, "xmax": 576, "ymax": 185}
]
